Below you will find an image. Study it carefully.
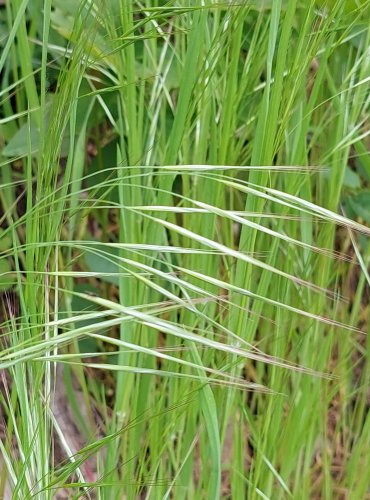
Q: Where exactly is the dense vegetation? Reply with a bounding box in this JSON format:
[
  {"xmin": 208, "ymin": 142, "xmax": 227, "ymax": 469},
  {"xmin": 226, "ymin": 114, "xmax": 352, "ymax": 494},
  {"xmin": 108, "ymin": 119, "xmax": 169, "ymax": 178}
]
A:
[{"xmin": 0, "ymin": 1, "xmax": 369, "ymax": 498}]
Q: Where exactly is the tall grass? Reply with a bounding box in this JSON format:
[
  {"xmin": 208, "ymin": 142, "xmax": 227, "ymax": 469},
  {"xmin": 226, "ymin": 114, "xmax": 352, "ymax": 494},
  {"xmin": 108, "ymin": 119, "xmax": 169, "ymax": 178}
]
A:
[{"xmin": 0, "ymin": 1, "xmax": 369, "ymax": 498}]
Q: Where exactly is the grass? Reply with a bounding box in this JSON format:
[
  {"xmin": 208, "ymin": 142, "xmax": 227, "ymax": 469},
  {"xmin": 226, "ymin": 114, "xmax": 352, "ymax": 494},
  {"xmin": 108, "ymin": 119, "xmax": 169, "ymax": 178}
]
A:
[{"xmin": 0, "ymin": 0, "xmax": 369, "ymax": 498}]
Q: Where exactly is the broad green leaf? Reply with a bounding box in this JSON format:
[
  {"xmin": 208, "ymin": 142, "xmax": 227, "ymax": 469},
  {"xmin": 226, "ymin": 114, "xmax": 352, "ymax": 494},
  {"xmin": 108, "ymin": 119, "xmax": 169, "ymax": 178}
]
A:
[
  {"xmin": 0, "ymin": 259, "xmax": 14, "ymax": 291},
  {"xmin": 347, "ymin": 191, "xmax": 370, "ymax": 223}
]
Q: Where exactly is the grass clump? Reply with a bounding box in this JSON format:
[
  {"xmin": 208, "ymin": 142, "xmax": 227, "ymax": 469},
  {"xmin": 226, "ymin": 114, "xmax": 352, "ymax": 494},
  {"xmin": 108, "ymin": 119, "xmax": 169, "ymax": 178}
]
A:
[{"xmin": 0, "ymin": 1, "xmax": 369, "ymax": 498}]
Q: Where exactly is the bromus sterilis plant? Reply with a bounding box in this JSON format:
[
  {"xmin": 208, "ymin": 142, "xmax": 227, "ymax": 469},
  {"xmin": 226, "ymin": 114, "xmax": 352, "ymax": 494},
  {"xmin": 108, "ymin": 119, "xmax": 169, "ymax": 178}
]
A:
[{"xmin": 0, "ymin": 0, "xmax": 369, "ymax": 498}]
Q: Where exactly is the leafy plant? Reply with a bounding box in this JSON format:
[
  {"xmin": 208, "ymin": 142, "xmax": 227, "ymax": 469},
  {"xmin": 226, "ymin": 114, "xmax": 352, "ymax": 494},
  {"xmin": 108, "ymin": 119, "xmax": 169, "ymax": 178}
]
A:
[{"xmin": 0, "ymin": 1, "xmax": 369, "ymax": 498}]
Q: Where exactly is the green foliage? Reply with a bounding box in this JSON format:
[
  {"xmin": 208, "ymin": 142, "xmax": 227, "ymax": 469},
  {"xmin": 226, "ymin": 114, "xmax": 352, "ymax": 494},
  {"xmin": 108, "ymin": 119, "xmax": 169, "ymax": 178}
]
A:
[{"xmin": 0, "ymin": 0, "xmax": 369, "ymax": 498}]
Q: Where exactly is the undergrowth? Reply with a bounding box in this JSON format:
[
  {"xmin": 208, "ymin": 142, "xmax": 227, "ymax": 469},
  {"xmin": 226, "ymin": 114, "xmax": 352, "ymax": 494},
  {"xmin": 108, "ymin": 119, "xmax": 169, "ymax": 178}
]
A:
[{"xmin": 0, "ymin": 1, "xmax": 369, "ymax": 498}]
